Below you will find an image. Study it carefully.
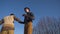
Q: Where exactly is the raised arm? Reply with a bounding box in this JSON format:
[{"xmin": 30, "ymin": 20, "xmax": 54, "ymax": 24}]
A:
[
  {"xmin": 14, "ymin": 16, "xmax": 24, "ymax": 24},
  {"xmin": 23, "ymin": 12, "xmax": 35, "ymax": 20},
  {"xmin": 29, "ymin": 12, "xmax": 35, "ymax": 20},
  {"xmin": 26, "ymin": 12, "xmax": 35, "ymax": 20}
]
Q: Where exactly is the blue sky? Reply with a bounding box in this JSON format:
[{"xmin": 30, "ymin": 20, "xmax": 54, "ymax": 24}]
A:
[{"xmin": 0, "ymin": 0, "xmax": 60, "ymax": 34}]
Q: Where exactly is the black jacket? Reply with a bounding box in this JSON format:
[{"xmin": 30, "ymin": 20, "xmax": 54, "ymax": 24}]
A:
[{"xmin": 23, "ymin": 12, "xmax": 34, "ymax": 23}]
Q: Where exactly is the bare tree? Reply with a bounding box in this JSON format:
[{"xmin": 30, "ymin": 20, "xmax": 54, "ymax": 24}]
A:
[{"xmin": 33, "ymin": 17, "xmax": 60, "ymax": 34}]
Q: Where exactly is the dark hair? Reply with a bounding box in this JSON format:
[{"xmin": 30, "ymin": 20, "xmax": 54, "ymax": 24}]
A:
[
  {"xmin": 10, "ymin": 13, "xmax": 14, "ymax": 15},
  {"xmin": 24, "ymin": 7, "xmax": 30, "ymax": 11}
]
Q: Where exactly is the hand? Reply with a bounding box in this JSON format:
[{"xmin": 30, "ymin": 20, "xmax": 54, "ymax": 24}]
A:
[
  {"xmin": 22, "ymin": 14, "xmax": 25, "ymax": 16},
  {"xmin": 22, "ymin": 14, "xmax": 28, "ymax": 17},
  {"xmin": 0, "ymin": 21, "xmax": 2, "ymax": 25}
]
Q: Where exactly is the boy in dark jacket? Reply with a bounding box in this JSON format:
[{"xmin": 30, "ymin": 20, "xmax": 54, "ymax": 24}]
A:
[{"xmin": 23, "ymin": 7, "xmax": 34, "ymax": 34}]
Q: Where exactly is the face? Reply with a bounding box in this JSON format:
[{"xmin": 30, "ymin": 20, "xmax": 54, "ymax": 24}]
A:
[{"xmin": 25, "ymin": 9, "xmax": 30, "ymax": 12}]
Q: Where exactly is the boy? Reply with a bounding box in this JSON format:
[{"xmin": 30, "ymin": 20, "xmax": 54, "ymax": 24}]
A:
[
  {"xmin": 23, "ymin": 7, "xmax": 34, "ymax": 34},
  {"xmin": 0, "ymin": 13, "xmax": 23, "ymax": 34}
]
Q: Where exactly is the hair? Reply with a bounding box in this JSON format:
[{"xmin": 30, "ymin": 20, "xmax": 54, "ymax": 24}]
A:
[
  {"xmin": 10, "ymin": 13, "xmax": 14, "ymax": 15},
  {"xmin": 24, "ymin": 7, "xmax": 30, "ymax": 11}
]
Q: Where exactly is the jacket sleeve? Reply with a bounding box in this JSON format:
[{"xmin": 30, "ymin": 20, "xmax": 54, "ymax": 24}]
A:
[
  {"xmin": 14, "ymin": 16, "xmax": 24, "ymax": 24},
  {"xmin": 28, "ymin": 12, "xmax": 35, "ymax": 20}
]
